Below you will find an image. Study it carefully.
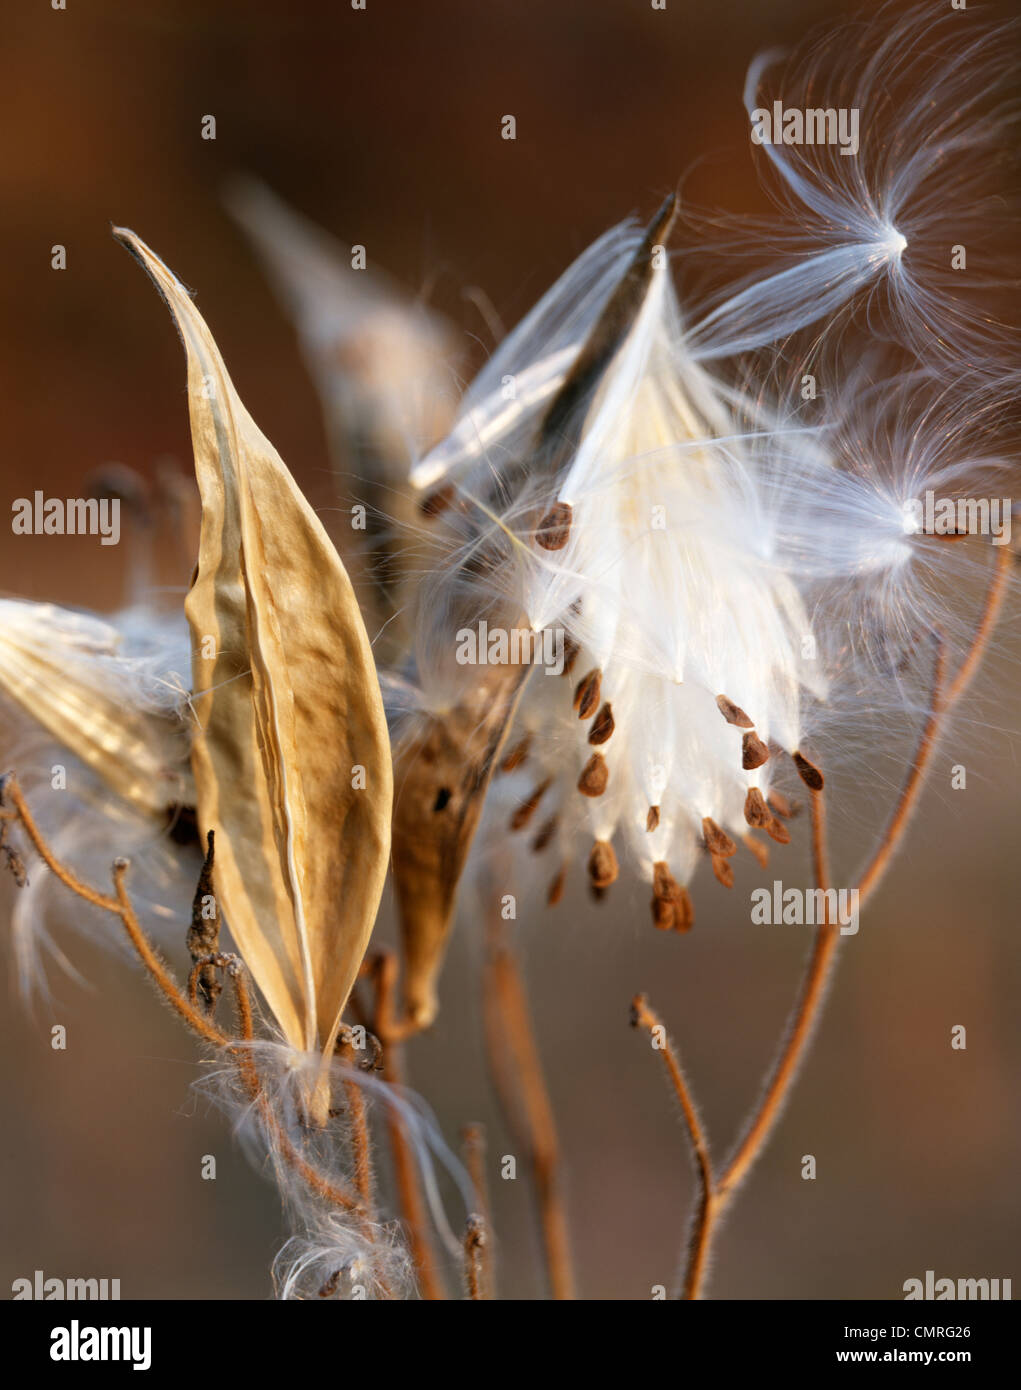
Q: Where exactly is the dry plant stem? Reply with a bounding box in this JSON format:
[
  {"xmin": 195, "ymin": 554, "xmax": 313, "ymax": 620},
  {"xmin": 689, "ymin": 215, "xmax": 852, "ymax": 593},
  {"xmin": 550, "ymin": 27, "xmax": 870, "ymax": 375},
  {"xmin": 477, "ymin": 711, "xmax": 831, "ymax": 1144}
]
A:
[
  {"xmin": 662, "ymin": 576, "xmax": 1002, "ymax": 1298},
  {"xmin": 945, "ymin": 543, "xmax": 1011, "ymax": 709},
  {"xmin": 482, "ymin": 907, "xmax": 575, "ymax": 1300},
  {"xmin": 461, "ymin": 1124, "xmax": 494, "ymax": 1297},
  {"xmin": 337, "ymin": 1034, "xmax": 375, "ymax": 1215},
  {"xmin": 463, "ymin": 1216, "xmax": 487, "ymax": 1301},
  {"xmin": 630, "ymin": 996, "xmax": 715, "ymax": 1301},
  {"xmin": 858, "ymin": 640, "xmax": 948, "ymax": 906},
  {"xmin": 1, "ymin": 776, "xmax": 363, "ymax": 1217},
  {"xmin": 367, "ymin": 952, "xmax": 447, "ymax": 1301}
]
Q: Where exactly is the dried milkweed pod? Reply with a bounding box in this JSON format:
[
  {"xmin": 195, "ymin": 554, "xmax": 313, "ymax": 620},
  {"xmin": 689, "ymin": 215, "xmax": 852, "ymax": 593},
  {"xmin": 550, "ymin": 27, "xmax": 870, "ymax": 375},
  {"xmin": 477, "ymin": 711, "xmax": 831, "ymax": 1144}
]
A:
[{"xmin": 117, "ymin": 229, "xmax": 393, "ymax": 1122}]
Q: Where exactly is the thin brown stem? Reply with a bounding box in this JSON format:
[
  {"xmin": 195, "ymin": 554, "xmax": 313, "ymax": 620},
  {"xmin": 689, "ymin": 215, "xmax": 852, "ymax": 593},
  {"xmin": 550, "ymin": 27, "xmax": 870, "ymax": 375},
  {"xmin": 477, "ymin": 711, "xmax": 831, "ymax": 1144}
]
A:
[
  {"xmin": 858, "ymin": 640, "xmax": 947, "ymax": 907},
  {"xmin": 337, "ymin": 1032, "xmax": 375, "ymax": 1215},
  {"xmin": 1, "ymin": 775, "xmax": 362, "ymax": 1217},
  {"xmin": 630, "ymin": 994, "xmax": 716, "ymax": 1300},
  {"xmin": 945, "ymin": 543, "xmax": 1011, "ymax": 709},
  {"xmin": 463, "ymin": 1216, "xmax": 487, "ymax": 1300},
  {"xmin": 482, "ymin": 908, "xmax": 575, "ymax": 1300},
  {"xmin": 461, "ymin": 1124, "xmax": 493, "ymax": 1298},
  {"xmin": 717, "ymin": 789, "xmax": 840, "ymax": 1206},
  {"xmin": 368, "ymin": 952, "xmax": 447, "ymax": 1300}
]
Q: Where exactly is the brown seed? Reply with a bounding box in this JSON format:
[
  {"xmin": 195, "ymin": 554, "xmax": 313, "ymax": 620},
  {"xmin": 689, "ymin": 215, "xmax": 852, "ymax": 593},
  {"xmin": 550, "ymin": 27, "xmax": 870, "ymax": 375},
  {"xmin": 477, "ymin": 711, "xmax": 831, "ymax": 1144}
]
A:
[
  {"xmin": 650, "ymin": 862, "xmax": 693, "ymax": 933},
  {"xmin": 573, "ymin": 668, "xmax": 602, "ymax": 719},
  {"xmin": 652, "ymin": 894, "xmax": 676, "ymax": 930},
  {"xmin": 509, "ymin": 778, "xmax": 551, "ymax": 831},
  {"xmin": 499, "ymin": 733, "xmax": 532, "ymax": 773},
  {"xmin": 561, "ymin": 635, "xmax": 581, "ymax": 678},
  {"xmin": 741, "ymin": 731, "xmax": 770, "ymax": 770},
  {"xmin": 531, "ymin": 815, "xmax": 558, "ymax": 853},
  {"xmin": 765, "ymin": 816, "xmax": 790, "ymax": 845},
  {"xmin": 711, "ymin": 853, "xmax": 735, "ymax": 888},
  {"xmin": 577, "ymin": 753, "xmax": 609, "ymax": 797},
  {"xmin": 743, "ymin": 833, "xmax": 769, "ymax": 870},
  {"xmin": 646, "ymin": 804, "xmax": 661, "ymax": 832},
  {"xmin": 587, "ymin": 839, "xmax": 619, "ymax": 890},
  {"xmin": 716, "ymin": 693, "xmax": 754, "ymax": 729},
  {"xmin": 547, "ymin": 866, "xmax": 566, "ymax": 906},
  {"xmin": 744, "ymin": 787, "xmax": 770, "ymax": 828},
  {"xmin": 767, "ymin": 789, "xmax": 796, "ymax": 819},
  {"xmin": 792, "ymin": 750, "xmax": 824, "ymax": 790},
  {"xmin": 588, "ymin": 702, "xmax": 615, "ymax": 745},
  {"xmin": 419, "ymin": 484, "xmax": 455, "ymax": 518},
  {"xmin": 534, "ymin": 500, "xmax": 573, "ymax": 550},
  {"xmin": 702, "ymin": 816, "xmax": 737, "ymax": 858}
]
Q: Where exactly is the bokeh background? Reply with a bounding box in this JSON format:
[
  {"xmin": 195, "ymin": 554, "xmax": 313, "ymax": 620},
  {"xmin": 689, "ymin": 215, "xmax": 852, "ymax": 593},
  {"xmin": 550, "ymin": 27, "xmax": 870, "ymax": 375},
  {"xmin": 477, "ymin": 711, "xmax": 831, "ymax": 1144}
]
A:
[{"xmin": 1, "ymin": 0, "xmax": 1018, "ymax": 1300}]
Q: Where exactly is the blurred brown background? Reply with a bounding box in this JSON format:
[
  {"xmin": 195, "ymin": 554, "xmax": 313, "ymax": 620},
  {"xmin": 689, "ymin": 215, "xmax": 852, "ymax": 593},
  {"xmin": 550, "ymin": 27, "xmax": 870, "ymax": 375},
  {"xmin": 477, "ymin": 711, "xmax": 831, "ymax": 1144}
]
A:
[{"xmin": 1, "ymin": 0, "xmax": 1018, "ymax": 1300}]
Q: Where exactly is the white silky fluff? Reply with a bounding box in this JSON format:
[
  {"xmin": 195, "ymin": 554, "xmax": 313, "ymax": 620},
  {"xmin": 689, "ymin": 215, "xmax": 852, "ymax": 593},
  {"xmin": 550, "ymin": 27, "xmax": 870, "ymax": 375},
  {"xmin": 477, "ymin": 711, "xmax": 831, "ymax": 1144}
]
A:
[
  {"xmin": 0, "ymin": 599, "xmax": 196, "ymax": 994},
  {"xmin": 402, "ymin": 5, "xmax": 1017, "ymax": 903},
  {"xmin": 196, "ymin": 1040, "xmax": 477, "ymax": 1300}
]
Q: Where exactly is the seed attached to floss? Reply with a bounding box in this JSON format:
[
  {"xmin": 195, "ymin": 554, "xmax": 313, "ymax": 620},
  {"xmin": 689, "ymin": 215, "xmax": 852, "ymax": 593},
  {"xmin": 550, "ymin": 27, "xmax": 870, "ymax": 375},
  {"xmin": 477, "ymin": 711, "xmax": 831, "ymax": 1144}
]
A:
[
  {"xmin": 577, "ymin": 752, "xmax": 609, "ymax": 797},
  {"xmin": 765, "ymin": 816, "xmax": 790, "ymax": 845},
  {"xmin": 588, "ymin": 702, "xmax": 615, "ymax": 745},
  {"xmin": 509, "ymin": 778, "xmax": 551, "ymax": 831},
  {"xmin": 561, "ymin": 635, "xmax": 581, "ymax": 678},
  {"xmin": 711, "ymin": 854, "xmax": 735, "ymax": 888},
  {"xmin": 741, "ymin": 731, "xmax": 770, "ymax": 770},
  {"xmin": 573, "ymin": 668, "xmax": 602, "ymax": 719},
  {"xmin": 547, "ymin": 865, "xmax": 566, "ymax": 907},
  {"xmin": 531, "ymin": 815, "xmax": 558, "ymax": 853},
  {"xmin": 534, "ymin": 500, "xmax": 573, "ymax": 551},
  {"xmin": 419, "ymin": 483, "xmax": 455, "ymax": 518},
  {"xmin": 743, "ymin": 833, "xmax": 769, "ymax": 870},
  {"xmin": 651, "ymin": 861, "xmax": 693, "ymax": 932},
  {"xmin": 499, "ymin": 733, "xmax": 532, "ymax": 773},
  {"xmin": 716, "ymin": 693, "xmax": 754, "ymax": 729},
  {"xmin": 744, "ymin": 787, "xmax": 770, "ymax": 828},
  {"xmin": 767, "ymin": 789, "xmax": 796, "ymax": 819},
  {"xmin": 587, "ymin": 839, "xmax": 619, "ymax": 890},
  {"xmin": 792, "ymin": 751, "xmax": 824, "ymax": 791},
  {"xmin": 702, "ymin": 816, "xmax": 737, "ymax": 858},
  {"xmin": 646, "ymin": 804, "xmax": 661, "ymax": 832}
]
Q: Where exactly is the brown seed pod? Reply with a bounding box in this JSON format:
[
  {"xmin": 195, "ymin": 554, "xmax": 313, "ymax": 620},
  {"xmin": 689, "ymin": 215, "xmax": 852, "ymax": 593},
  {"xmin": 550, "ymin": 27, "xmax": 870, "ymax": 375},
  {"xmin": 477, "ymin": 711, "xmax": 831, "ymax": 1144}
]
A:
[
  {"xmin": 561, "ymin": 635, "xmax": 581, "ymax": 678},
  {"xmin": 534, "ymin": 500, "xmax": 573, "ymax": 550},
  {"xmin": 646, "ymin": 804, "xmax": 661, "ymax": 832},
  {"xmin": 792, "ymin": 751, "xmax": 824, "ymax": 790},
  {"xmin": 741, "ymin": 731, "xmax": 770, "ymax": 770},
  {"xmin": 711, "ymin": 854, "xmax": 735, "ymax": 888},
  {"xmin": 588, "ymin": 702, "xmax": 615, "ymax": 745},
  {"xmin": 577, "ymin": 752, "xmax": 609, "ymax": 797},
  {"xmin": 573, "ymin": 668, "xmax": 602, "ymax": 719},
  {"xmin": 716, "ymin": 693, "xmax": 754, "ymax": 729},
  {"xmin": 744, "ymin": 787, "xmax": 770, "ymax": 827},
  {"xmin": 587, "ymin": 839, "xmax": 619, "ymax": 889},
  {"xmin": 702, "ymin": 816, "xmax": 737, "ymax": 857}
]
